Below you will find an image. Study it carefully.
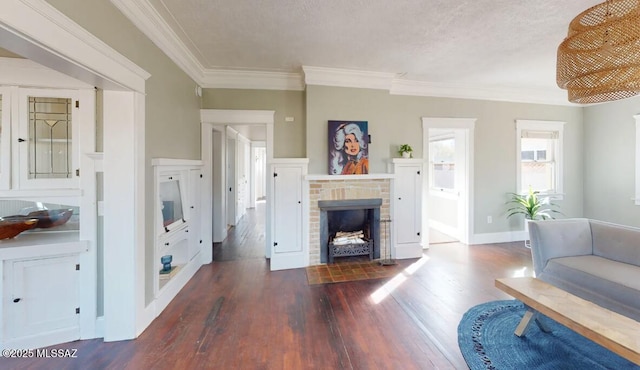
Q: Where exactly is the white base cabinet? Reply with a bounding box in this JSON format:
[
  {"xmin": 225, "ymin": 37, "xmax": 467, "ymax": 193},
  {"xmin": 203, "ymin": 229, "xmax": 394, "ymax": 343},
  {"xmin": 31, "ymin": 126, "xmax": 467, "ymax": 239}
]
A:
[
  {"xmin": 389, "ymin": 159, "xmax": 424, "ymax": 259},
  {"xmin": 0, "ymin": 233, "xmax": 88, "ymax": 350},
  {"xmin": 270, "ymin": 159, "xmax": 308, "ymax": 271}
]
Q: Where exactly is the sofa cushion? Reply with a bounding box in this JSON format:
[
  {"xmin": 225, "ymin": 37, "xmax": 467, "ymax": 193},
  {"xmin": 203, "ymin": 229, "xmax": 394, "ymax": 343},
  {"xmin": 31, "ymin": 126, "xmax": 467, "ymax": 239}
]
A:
[
  {"xmin": 528, "ymin": 218, "xmax": 593, "ymax": 276},
  {"xmin": 590, "ymin": 220, "xmax": 640, "ymax": 267},
  {"xmin": 539, "ymin": 255, "xmax": 640, "ymax": 322}
]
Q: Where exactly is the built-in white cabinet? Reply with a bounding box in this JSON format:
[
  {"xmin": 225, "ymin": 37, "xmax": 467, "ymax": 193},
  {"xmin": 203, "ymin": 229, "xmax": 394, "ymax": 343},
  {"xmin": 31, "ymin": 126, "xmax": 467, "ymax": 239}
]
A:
[
  {"xmin": 0, "ymin": 86, "xmax": 95, "ymax": 191},
  {"xmin": 0, "ymin": 60, "xmax": 97, "ymax": 350},
  {"xmin": 0, "ymin": 234, "xmax": 88, "ymax": 350},
  {"xmin": 270, "ymin": 159, "xmax": 308, "ymax": 271},
  {"xmin": 389, "ymin": 159, "xmax": 424, "ymax": 259},
  {"xmin": 152, "ymin": 159, "xmax": 203, "ymax": 313}
]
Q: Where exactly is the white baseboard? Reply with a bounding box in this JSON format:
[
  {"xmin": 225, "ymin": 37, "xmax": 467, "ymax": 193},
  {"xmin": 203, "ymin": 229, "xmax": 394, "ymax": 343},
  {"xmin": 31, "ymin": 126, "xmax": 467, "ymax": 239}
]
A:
[{"xmin": 470, "ymin": 230, "xmax": 528, "ymax": 245}]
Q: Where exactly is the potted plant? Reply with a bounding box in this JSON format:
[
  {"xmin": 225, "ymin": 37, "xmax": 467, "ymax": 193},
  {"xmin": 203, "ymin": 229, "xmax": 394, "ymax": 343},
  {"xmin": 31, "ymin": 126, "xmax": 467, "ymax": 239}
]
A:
[
  {"xmin": 398, "ymin": 144, "xmax": 413, "ymax": 158},
  {"xmin": 507, "ymin": 187, "xmax": 562, "ymax": 247}
]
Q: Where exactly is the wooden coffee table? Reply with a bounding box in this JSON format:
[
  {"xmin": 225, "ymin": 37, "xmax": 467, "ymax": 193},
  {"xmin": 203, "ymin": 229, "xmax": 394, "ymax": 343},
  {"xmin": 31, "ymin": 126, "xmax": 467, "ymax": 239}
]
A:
[{"xmin": 495, "ymin": 277, "xmax": 640, "ymax": 365}]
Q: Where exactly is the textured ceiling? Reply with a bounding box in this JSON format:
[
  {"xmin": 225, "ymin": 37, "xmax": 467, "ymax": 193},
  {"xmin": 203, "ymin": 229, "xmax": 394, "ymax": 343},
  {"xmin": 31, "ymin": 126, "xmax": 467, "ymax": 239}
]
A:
[{"xmin": 146, "ymin": 0, "xmax": 603, "ymax": 92}]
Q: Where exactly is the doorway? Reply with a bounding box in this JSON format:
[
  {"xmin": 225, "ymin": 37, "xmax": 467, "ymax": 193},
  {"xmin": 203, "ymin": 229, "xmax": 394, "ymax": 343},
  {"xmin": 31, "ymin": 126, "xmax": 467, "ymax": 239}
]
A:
[
  {"xmin": 422, "ymin": 117, "xmax": 476, "ymax": 247},
  {"xmin": 201, "ymin": 110, "xmax": 274, "ymax": 262}
]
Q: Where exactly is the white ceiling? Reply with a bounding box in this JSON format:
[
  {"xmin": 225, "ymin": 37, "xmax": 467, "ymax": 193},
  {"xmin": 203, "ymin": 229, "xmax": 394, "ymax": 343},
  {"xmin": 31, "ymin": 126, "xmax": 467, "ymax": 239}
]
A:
[{"xmin": 115, "ymin": 0, "xmax": 603, "ymax": 104}]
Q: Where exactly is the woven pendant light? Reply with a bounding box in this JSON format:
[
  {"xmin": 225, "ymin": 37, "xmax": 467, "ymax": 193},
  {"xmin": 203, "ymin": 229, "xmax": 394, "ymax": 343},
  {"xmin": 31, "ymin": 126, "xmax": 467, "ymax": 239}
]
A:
[{"xmin": 557, "ymin": 0, "xmax": 640, "ymax": 104}]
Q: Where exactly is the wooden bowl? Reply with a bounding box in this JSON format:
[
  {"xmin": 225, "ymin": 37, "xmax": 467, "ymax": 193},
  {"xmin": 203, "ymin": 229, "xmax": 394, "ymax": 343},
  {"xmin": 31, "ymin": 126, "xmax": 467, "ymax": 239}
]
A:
[
  {"xmin": 25, "ymin": 208, "xmax": 75, "ymax": 229},
  {"xmin": 0, "ymin": 218, "xmax": 38, "ymax": 239}
]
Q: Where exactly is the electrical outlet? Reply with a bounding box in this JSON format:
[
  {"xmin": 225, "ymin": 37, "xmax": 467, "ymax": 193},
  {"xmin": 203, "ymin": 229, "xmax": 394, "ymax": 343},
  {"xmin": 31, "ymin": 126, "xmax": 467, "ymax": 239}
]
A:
[{"xmin": 487, "ymin": 216, "xmax": 493, "ymax": 224}]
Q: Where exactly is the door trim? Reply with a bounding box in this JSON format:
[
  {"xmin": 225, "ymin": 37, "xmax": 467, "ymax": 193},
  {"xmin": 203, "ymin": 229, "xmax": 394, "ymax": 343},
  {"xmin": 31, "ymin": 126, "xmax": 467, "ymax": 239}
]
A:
[
  {"xmin": 201, "ymin": 110, "xmax": 274, "ymax": 262},
  {"xmin": 422, "ymin": 117, "xmax": 476, "ymax": 246}
]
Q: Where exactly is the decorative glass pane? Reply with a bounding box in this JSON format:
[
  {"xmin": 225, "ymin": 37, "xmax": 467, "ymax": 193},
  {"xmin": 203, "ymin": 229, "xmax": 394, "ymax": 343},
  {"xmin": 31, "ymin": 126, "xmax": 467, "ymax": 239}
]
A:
[{"xmin": 28, "ymin": 96, "xmax": 72, "ymax": 179}]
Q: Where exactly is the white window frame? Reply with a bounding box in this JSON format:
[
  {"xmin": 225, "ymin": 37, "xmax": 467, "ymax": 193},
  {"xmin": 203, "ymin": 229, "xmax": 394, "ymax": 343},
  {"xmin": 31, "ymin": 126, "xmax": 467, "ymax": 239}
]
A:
[{"xmin": 516, "ymin": 120, "xmax": 565, "ymax": 199}]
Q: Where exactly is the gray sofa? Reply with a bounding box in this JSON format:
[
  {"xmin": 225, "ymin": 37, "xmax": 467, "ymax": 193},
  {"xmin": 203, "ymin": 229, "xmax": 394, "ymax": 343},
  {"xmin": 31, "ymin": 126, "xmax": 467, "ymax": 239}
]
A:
[{"xmin": 528, "ymin": 218, "xmax": 640, "ymax": 322}]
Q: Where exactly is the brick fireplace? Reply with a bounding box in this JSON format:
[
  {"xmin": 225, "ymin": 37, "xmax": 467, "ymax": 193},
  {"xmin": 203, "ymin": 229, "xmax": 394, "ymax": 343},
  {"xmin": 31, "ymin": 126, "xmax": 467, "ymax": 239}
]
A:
[{"xmin": 307, "ymin": 176, "xmax": 391, "ymax": 266}]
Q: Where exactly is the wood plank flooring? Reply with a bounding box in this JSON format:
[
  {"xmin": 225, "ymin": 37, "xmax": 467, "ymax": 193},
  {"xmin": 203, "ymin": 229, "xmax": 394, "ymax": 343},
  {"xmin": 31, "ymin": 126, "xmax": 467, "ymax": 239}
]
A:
[{"xmin": 1, "ymin": 203, "xmax": 534, "ymax": 369}]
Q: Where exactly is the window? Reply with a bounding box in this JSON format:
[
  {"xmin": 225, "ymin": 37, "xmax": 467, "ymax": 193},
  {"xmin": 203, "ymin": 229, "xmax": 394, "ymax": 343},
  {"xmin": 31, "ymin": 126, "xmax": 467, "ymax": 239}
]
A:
[
  {"xmin": 429, "ymin": 134, "xmax": 455, "ymax": 191},
  {"xmin": 516, "ymin": 120, "xmax": 564, "ymax": 197}
]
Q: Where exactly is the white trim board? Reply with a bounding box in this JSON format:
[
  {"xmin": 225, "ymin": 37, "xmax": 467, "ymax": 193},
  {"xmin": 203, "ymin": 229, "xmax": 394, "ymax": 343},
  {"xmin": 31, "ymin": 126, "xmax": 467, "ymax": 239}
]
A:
[
  {"xmin": 0, "ymin": 0, "xmax": 150, "ymax": 92},
  {"xmin": 471, "ymin": 231, "xmax": 528, "ymax": 245}
]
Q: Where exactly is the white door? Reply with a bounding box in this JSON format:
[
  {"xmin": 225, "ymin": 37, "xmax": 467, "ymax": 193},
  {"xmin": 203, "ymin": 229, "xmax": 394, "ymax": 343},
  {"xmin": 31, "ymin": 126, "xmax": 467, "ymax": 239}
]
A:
[
  {"xmin": 271, "ymin": 163, "xmax": 307, "ymax": 270},
  {"xmin": 5, "ymin": 255, "xmax": 80, "ymax": 348},
  {"xmin": 396, "ymin": 165, "xmax": 422, "ymax": 244},
  {"xmin": 226, "ymin": 137, "xmax": 236, "ymax": 226},
  {"xmin": 189, "ymin": 168, "xmax": 202, "ymax": 260}
]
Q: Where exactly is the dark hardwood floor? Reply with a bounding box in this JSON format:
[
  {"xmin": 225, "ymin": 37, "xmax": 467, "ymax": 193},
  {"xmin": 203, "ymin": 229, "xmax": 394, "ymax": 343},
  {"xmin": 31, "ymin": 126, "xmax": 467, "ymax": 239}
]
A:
[{"xmin": 2, "ymin": 203, "xmax": 534, "ymax": 369}]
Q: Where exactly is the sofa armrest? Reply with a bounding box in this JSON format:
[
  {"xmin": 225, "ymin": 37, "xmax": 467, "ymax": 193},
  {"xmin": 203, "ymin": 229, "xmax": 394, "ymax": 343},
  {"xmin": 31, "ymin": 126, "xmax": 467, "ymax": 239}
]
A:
[{"xmin": 528, "ymin": 218, "xmax": 593, "ymax": 276}]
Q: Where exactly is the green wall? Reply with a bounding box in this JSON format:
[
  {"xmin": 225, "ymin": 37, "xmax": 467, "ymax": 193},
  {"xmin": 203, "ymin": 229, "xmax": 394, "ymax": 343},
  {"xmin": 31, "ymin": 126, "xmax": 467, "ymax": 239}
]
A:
[
  {"xmin": 306, "ymin": 85, "xmax": 584, "ymax": 235},
  {"xmin": 583, "ymin": 96, "xmax": 640, "ymax": 227},
  {"xmin": 202, "ymin": 89, "xmax": 306, "ymax": 158},
  {"xmin": 46, "ymin": 0, "xmax": 202, "ymax": 305}
]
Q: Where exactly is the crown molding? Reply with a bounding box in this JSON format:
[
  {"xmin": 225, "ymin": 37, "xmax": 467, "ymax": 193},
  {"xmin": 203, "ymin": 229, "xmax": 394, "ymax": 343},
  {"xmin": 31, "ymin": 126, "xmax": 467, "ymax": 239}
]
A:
[
  {"xmin": 391, "ymin": 79, "xmax": 575, "ymax": 106},
  {"xmin": 303, "ymin": 66, "xmax": 396, "ymax": 90},
  {"xmin": 201, "ymin": 69, "xmax": 304, "ymax": 91},
  {"xmin": 109, "ymin": 0, "xmax": 576, "ymax": 105},
  {"xmin": 110, "ymin": 0, "xmax": 205, "ymax": 83}
]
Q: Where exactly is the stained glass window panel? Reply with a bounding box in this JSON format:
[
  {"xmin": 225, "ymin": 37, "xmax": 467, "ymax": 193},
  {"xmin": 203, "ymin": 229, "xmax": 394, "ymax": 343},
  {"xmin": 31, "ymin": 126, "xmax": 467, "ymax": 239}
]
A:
[{"xmin": 28, "ymin": 96, "xmax": 72, "ymax": 179}]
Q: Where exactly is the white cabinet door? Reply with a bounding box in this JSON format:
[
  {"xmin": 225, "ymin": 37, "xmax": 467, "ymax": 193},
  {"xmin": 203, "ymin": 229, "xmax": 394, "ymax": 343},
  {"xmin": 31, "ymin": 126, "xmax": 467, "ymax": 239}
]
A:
[
  {"xmin": 392, "ymin": 160, "xmax": 424, "ymax": 259},
  {"xmin": 188, "ymin": 169, "xmax": 202, "ymax": 260},
  {"xmin": 14, "ymin": 88, "xmax": 94, "ymax": 190},
  {"xmin": 271, "ymin": 162, "xmax": 307, "ymax": 270},
  {"xmin": 5, "ymin": 254, "xmax": 80, "ymax": 347},
  {"xmin": 396, "ymin": 165, "xmax": 422, "ymax": 244}
]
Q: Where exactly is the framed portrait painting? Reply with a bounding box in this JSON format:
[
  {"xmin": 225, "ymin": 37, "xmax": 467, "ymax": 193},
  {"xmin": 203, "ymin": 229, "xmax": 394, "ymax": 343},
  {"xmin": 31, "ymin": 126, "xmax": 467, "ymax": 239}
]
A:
[{"xmin": 328, "ymin": 120, "xmax": 369, "ymax": 175}]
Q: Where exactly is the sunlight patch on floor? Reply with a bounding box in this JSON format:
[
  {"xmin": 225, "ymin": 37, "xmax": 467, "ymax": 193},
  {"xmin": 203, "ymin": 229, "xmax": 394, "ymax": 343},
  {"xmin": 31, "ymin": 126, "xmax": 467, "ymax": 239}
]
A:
[
  {"xmin": 370, "ymin": 254, "xmax": 430, "ymax": 304},
  {"xmin": 511, "ymin": 266, "xmax": 529, "ymax": 278},
  {"xmin": 404, "ymin": 254, "xmax": 430, "ymax": 275}
]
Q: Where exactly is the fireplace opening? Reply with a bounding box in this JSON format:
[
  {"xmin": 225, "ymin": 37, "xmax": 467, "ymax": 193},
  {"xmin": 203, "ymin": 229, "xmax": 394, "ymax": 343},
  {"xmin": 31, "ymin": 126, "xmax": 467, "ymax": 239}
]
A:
[{"xmin": 318, "ymin": 199, "xmax": 381, "ymax": 264}]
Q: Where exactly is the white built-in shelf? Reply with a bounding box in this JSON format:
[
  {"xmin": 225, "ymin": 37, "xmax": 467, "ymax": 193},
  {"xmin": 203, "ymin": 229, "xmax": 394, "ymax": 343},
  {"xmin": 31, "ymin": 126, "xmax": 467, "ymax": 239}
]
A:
[{"xmin": 0, "ymin": 231, "xmax": 87, "ymax": 260}]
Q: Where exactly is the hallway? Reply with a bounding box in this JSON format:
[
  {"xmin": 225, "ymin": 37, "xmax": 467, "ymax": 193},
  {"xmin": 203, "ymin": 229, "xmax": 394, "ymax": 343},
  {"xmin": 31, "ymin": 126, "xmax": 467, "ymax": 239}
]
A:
[
  {"xmin": 213, "ymin": 201, "xmax": 266, "ymax": 262},
  {"xmin": 0, "ymin": 204, "xmax": 534, "ymax": 369}
]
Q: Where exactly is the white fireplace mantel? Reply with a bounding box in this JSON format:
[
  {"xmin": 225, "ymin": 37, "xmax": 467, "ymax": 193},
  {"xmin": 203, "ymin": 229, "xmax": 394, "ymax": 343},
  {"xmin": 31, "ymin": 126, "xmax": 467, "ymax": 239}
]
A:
[{"xmin": 305, "ymin": 174, "xmax": 395, "ymax": 181}]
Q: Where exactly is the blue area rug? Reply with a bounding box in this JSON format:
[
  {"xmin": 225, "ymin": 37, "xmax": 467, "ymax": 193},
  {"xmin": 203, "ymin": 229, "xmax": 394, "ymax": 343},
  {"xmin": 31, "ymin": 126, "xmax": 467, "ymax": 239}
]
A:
[{"xmin": 458, "ymin": 300, "xmax": 640, "ymax": 370}]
